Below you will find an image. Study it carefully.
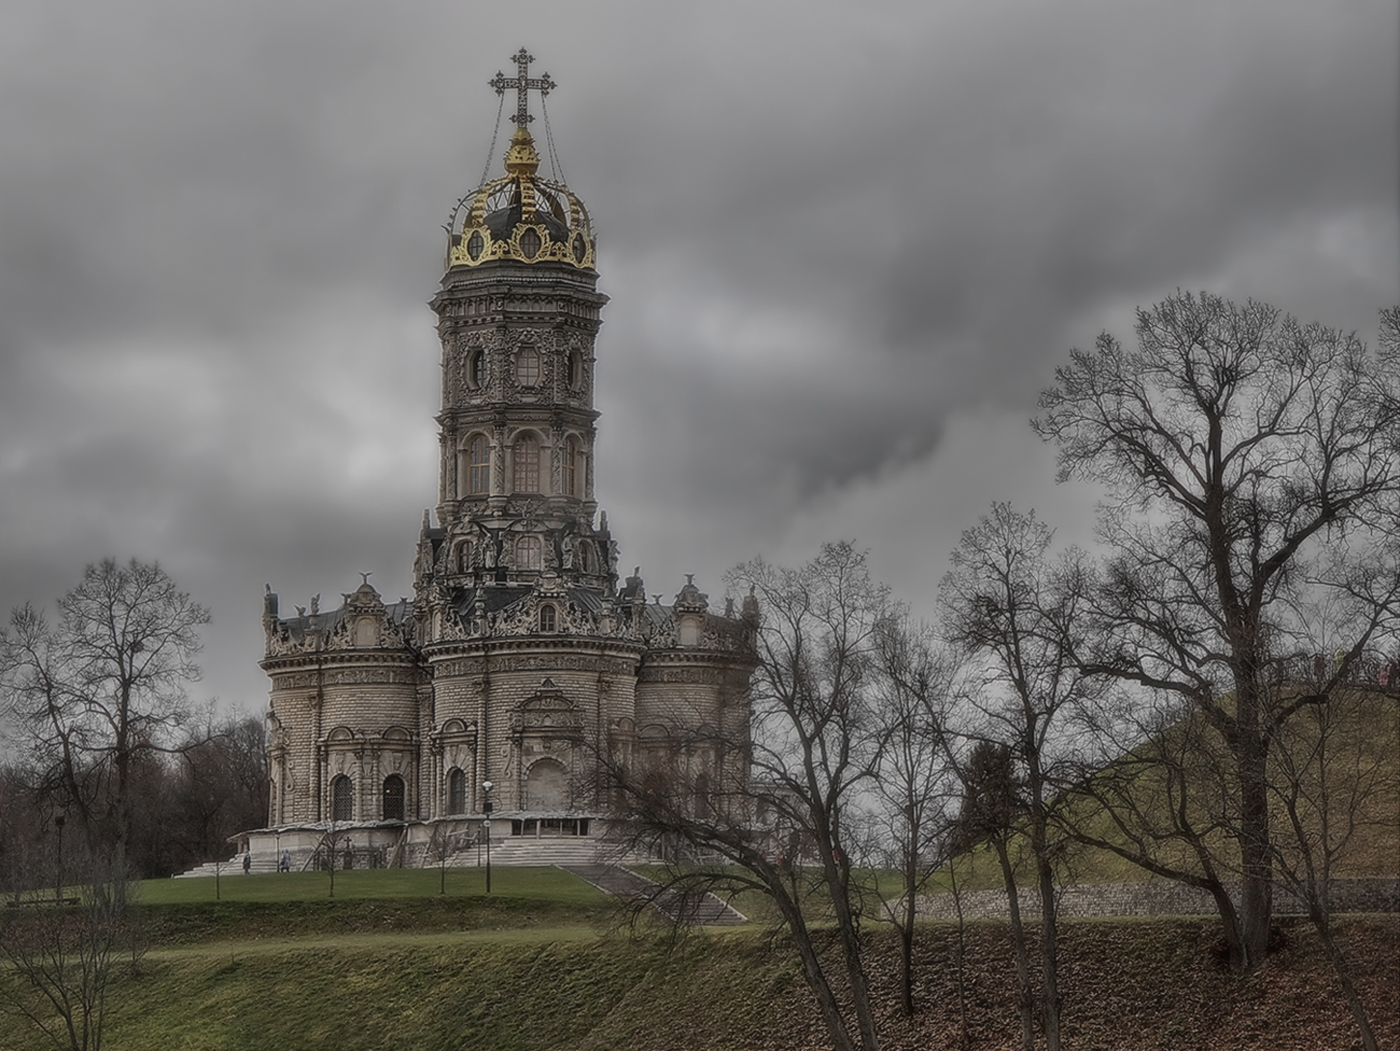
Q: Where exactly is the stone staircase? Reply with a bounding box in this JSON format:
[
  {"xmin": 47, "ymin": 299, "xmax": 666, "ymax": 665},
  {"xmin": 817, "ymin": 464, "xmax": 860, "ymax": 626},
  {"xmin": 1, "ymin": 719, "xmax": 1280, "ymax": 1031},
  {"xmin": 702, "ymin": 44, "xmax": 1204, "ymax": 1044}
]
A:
[
  {"xmin": 174, "ymin": 854, "xmax": 277, "ymax": 878},
  {"xmin": 172, "ymin": 836, "xmax": 650, "ymax": 878},
  {"xmin": 564, "ymin": 863, "xmax": 747, "ymax": 926},
  {"xmin": 441, "ymin": 835, "xmax": 642, "ymax": 869}
]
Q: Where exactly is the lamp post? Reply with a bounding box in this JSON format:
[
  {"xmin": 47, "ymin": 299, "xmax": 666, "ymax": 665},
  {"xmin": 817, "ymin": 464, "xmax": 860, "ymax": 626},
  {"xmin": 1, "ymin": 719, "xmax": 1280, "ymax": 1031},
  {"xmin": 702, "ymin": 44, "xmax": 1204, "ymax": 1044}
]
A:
[
  {"xmin": 54, "ymin": 815, "xmax": 65, "ymax": 904},
  {"xmin": 482, "ymin": 780, "xmax": 494, "ymax": 894}
]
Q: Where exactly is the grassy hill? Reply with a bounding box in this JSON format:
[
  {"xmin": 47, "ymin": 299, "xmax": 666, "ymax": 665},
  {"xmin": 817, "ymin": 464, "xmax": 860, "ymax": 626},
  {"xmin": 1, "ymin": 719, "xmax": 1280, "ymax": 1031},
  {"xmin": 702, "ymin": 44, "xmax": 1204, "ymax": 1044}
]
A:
[
  {"xmin": 2, "ymin": 870, "xmax": 1396, "ymax": 1050},
  {"xmin": 940, "ymin": 688, "xmax": 1400, "ymax": 893}
]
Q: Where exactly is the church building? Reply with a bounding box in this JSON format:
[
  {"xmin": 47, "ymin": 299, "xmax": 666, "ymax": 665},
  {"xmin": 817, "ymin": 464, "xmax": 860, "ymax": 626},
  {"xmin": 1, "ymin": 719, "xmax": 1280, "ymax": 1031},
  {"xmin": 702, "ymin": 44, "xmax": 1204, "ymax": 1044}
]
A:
[{"xmin": 250, "ymin": 52, "xmax": 756, "ymax": 869}]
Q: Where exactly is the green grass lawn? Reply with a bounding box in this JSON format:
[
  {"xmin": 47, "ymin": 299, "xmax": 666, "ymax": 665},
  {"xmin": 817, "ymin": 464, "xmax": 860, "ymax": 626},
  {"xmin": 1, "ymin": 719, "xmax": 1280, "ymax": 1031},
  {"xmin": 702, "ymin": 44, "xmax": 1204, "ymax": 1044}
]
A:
[
  {"xmin": 4, "ymin": 860, "xmax": 1396, "ymax": 1050},
  {"xmin": 138, "ymin": 866, "xmax": 606, "ymax": 906}
]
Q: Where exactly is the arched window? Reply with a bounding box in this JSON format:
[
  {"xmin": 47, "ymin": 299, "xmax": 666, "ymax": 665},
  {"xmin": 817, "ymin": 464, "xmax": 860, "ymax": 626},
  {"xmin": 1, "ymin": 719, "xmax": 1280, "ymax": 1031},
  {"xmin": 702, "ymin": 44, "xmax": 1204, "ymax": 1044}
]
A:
[
  {"xmin": 331, "ymin": 775, "xmax": 354, "ymax": 822},
  {"xmin": 539, "ymin": 604, "xmax": 556, "ymax": 632},
  {"xmin": 513, "ymin": 434, "xmax": 540, "ymax": 492},
  {"xmin": 695, "ymin": 772, "xmax": 711, "ymax": 819},
  {"xmin": 514, "ymin": 346, "xmax": 540, "ymax": 387},
  {"xmin": 467, "ymin": 435, "xmax": 490, "ymax": 495},
  {"xmin": 569, "ymin": 350, "xmax": 583, "ymax": 390},
  {"xmin": 457, "ymin": 541, "xmax": 472, "ymax": 573},
  {"xmin": 578, "ymin": 541, "xmax": 597, "ymax": 575},
  {"xmin": 516, "ymin": 535, "xmax": 542, "ymax": 571},
  {"xmin": 467, "ymin": 348, "xmax": 484, "ymax": 389},
  {"xmin": 562, "ymin": 437, "xmax": 579, "ymax": 497},
  {"xmin": 447, "ymin": 769, "xmax": 466, "ymax": 815},
  {"xmin": 382, "ymin": 774, "xmax": 406, "ymax": 821}
]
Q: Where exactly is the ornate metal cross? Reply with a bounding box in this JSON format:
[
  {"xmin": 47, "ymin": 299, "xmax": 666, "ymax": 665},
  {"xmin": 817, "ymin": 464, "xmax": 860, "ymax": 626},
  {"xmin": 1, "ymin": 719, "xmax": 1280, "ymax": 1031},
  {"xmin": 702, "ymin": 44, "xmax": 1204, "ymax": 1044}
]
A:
[{"xmin": 489, "ymin": 48, "xmax": 556, "ymax": 128}]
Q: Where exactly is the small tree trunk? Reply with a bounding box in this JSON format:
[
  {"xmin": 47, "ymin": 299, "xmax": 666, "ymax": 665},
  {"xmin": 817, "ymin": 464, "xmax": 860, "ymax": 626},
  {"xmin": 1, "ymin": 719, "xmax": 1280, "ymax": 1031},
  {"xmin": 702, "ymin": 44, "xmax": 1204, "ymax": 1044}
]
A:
[
  {"xmin": 1235, "ymin": 685, "xmax": 1274, "ymax": 972},
  {"xmin": 1310, "ymin": 906, "xmax": 1379, "ymax": 1051},
  {"xmin": 948, "ymin": 860, "xmax": 972, "ymax": 1051},
  {"xmin": 773, "ymin": 892, "xmax": 863, "ymax": 1051},
  {"xmin": 898, "ymin": 837, "xmax": 917, "ymax": 1017},
  {"xmin": 994, "ymin": 836, "xmax": 1035, "ymax": 1051},
  {"xmin": 1036, "ymin": 854, "xmax": 1061, "ymax": 1051},
  {"xmin": 825, "ymin": 869, "xmax": 881, "ymax": 1051}
]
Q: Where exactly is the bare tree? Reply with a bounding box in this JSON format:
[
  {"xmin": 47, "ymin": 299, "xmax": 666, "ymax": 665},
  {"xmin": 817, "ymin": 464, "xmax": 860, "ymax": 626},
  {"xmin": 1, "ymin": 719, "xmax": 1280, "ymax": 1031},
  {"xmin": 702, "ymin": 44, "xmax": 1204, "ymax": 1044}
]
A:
[
  {"xmin": 1034, "ymin": 293, "xmax": 1400, "ymax": 972},
  {"xmin": 1270, "ymin": 683, "xmax": 1391, "ymax": 1051},
  {"xmin": 605, "ymin": 542, "xmax": 889, "ymax": 1051},
  {"xmin": 170, "ymin": 714, "xmax": 268, "ymax": 874},
  {"xmin": 871, "ymin": 616, "xmax": 960, "ymax": 1019},
  {"xmin": 950, "ymin": 739, "xmax": 1036, "ymax": 1051},
  {"xmin": 1264, "ymin": 591, "xmax": 1397, "ymax": 1051},
  {"xmin": 0, "ymin": 560, "xmax": 210, "ymax": 862},
  {"xmin": 0, "ymin": 853, "xmax": 141, "ymax": 1051},
  {"xmin": 940, "ymin": 503, "xmax": 1091, "ymax": 1051}
]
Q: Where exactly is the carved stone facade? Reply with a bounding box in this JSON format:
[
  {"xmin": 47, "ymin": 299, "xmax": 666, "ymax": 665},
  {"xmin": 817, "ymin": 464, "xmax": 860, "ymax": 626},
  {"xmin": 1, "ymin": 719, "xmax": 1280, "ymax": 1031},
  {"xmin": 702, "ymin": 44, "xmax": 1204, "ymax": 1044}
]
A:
[{"xmin": 254, "ymin": 69, "xmax": 756, "ymax": 862}]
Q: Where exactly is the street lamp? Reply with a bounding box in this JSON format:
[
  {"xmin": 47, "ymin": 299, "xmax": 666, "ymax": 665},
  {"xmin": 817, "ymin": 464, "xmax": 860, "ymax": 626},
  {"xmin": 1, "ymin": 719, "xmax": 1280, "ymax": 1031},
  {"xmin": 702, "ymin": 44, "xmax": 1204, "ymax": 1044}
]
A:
[
  {"xmin": 482, "ymin": 780, "xmax": 494, "ymax": 894},
  {"xmin": 54, "ymin": 815, "xmax": 65, "ymax": 904}
]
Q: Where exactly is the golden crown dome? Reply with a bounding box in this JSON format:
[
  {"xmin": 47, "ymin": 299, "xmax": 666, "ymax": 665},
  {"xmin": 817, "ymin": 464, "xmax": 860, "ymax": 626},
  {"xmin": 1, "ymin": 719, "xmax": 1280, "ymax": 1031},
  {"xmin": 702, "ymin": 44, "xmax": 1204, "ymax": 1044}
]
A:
[{"xmin": 445, "ymin": 55, "xmax": 595, "ymax": 272}]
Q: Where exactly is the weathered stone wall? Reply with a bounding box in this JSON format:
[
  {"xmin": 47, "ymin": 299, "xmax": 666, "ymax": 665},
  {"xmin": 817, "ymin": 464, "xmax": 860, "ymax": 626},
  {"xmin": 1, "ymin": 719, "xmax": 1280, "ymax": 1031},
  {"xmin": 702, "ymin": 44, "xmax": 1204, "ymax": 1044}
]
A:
[
  {"xmin": 425, "ymin": 639, "xmax": 644, "ymax": 814},
  {"xmin": 913, "ymin": 877, "xmax": 1400, "ymax": 921}
]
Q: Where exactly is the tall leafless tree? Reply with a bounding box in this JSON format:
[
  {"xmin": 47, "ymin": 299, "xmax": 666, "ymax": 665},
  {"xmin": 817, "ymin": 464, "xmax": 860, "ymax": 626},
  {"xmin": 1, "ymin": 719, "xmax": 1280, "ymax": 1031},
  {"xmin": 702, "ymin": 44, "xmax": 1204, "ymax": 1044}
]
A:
[
  {"xmin": 1034, "ymin": 293, "xmax": 1400, "ymax": 972},
  {"xmin": 871, "ymin": 616, "xmax": 960, "ymax": 1019},
  {"xmin": 940, "ymin": 503, "xmax": 1093, "ymax": 1051},
  {"xmin": 1, "ymin": 560, "xmax": 210, "ymax": 864},
  {"xmin": 604, "ymin": 542, "xmax": 890, "ymax": 1051}
]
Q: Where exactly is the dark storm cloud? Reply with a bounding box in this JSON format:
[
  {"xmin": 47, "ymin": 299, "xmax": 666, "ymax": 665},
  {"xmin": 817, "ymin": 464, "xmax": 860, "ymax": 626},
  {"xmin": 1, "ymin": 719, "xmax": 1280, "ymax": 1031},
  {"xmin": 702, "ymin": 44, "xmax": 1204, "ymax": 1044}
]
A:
[{"xmin": 0, "ymin": 0, "xmax": 1394, "ymax": 710}]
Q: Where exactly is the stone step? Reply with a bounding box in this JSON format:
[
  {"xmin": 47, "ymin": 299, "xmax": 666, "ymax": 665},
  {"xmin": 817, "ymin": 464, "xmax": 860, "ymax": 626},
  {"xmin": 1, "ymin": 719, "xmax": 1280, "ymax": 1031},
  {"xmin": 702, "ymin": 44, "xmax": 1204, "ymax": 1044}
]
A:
[
  {"xmin": 172, "ymin": 839, "xmax": 652, "ymax": 878},
  {"xmin": 173, "ymin": 856, "xmax": 280, "ymax": 878}
]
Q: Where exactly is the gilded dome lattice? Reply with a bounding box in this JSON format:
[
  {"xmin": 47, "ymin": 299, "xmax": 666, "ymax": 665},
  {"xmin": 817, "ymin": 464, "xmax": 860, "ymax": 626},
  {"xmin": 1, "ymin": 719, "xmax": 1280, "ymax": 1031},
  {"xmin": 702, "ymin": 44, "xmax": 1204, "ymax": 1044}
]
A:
[{"xmin": 445, "ymin": 50, "xmax": 594, "ymax": 272}]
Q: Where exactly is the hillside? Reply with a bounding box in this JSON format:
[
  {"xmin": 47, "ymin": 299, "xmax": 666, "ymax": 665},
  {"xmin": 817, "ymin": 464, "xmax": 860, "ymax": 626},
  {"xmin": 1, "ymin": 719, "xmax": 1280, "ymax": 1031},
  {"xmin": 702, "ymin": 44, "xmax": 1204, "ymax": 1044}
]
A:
[
  {"xmin": 3, "ymin": 885, "xmax": 1395, "ymax": 1050},
  {"xmin": 941, "ymin": 687, "xmax": 1400, "ymax": 893}
]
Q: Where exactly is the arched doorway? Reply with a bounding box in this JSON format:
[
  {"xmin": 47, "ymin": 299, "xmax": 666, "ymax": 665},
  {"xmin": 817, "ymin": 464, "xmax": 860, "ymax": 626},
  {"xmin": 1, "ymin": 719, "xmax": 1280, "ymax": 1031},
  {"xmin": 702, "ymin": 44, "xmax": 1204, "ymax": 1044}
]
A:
[
  {"xmin": 382, "ymin": 774, "xmax": 406, "ymax": 821},
  {"xmin": 524, "ymin": 758, "xmax": 567, "ymax": 811}
]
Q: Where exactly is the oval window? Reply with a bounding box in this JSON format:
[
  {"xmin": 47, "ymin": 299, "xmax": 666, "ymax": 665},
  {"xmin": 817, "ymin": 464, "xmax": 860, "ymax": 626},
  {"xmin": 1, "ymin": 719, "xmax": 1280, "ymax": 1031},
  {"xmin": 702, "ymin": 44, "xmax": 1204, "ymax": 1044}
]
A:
[
  {"xmin": 520, "ymin": 228, "xmax": 542, "ymax": 260},
  {"xmin": 515, "ymin": 347, "xmax": 540, "ymax": 387},
  {"xmin": 466, "ymin": 230, "xmax": 484, "ymax": 261}
]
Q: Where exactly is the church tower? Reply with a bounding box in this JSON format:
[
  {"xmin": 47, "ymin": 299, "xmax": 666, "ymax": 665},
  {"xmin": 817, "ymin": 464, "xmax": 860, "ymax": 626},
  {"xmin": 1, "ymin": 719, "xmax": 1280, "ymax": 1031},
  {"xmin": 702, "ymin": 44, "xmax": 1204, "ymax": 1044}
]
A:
[
  {"xmin": 257, "ymin": 51, "xmax": 754, "ymax": 865},
  {"xmin": 419, "ymin": 53, "xmax": 614, "ymax": 606}
]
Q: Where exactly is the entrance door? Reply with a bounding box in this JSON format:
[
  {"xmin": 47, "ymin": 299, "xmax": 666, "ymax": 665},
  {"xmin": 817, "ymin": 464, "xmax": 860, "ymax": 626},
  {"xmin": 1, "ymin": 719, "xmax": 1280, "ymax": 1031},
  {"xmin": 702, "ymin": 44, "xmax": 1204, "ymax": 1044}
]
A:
[{"xmin": 524, "ymin": 759, "xmax": 566, "ymax": 812}]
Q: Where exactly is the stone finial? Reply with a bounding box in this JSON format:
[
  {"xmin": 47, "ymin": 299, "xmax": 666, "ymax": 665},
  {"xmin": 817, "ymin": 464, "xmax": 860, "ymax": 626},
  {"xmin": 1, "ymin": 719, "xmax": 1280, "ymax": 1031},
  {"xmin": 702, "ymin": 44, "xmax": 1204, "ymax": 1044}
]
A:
[
  {"xmin": 673, "ymin": 574, "xmax": 709, "ymax": 614},
  {"xmin": 741, "ymin": 585, "xmax": 760, "ymax": 626}
]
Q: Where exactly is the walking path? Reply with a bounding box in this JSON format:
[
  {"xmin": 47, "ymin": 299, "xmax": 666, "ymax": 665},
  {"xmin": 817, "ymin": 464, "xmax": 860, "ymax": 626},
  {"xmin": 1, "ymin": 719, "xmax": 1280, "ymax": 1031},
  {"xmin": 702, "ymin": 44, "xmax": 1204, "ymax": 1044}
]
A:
[{"xmin": 563, "ymin": 864, "xmax": 747, "ymax": 926}]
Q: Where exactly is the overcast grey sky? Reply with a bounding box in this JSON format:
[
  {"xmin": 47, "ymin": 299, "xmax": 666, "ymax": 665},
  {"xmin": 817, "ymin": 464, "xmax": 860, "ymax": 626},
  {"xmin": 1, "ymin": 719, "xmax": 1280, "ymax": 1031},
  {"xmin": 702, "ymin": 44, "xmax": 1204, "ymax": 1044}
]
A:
[{"xmin": 1, "ymin": 1, "xmax": 1396, "ymax": 714}]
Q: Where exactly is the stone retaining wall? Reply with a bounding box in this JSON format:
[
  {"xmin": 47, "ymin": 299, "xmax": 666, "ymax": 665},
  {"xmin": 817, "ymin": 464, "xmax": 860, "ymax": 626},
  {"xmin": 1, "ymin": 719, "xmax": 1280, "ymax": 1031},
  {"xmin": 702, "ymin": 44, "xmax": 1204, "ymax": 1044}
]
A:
[{"xmin": 913, "ymin": 877, "xmax": 1400, "ymax": 921}]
